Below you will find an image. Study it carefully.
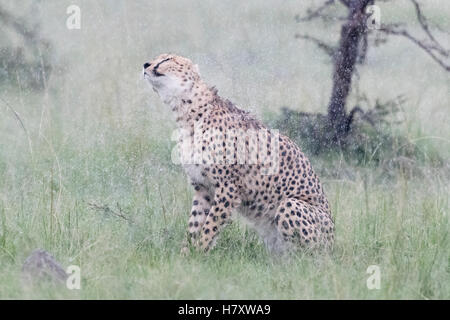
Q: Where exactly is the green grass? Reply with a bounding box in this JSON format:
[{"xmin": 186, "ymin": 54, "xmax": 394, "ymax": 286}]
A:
[
  {"xmin": 0, "ymin": 126, "xmax": 448, "ymax": 299},
  {"xmin": 0, "ymin": 0, "xmax": 449, "ymax": 299}
]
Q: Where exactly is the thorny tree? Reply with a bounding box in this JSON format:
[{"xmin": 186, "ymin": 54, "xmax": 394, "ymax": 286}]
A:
[{"xmin": 295, "ymin": 0, "xmax": 450, "ymax": 145}]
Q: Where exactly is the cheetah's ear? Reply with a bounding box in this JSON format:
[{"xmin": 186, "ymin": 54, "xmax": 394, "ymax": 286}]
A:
[{"xmin": 193, "ymin": 64, "xmax": 201, "ymax": 76}]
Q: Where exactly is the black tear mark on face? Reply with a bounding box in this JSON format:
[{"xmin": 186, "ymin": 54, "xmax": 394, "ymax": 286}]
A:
[{"xmin": 153, "ymin": 58, "xmax": 171, "ymax": 77}]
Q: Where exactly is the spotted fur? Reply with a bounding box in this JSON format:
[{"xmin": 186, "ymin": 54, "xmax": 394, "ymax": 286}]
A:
[{"xmin": 144, "ymin": 54, "xmax": 335, "ymax": 253}]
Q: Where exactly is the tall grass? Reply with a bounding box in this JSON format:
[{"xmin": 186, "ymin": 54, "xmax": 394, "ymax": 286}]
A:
[{"xmin": 0, "ymin": 0, "xmax": 449, "ymax": 299}]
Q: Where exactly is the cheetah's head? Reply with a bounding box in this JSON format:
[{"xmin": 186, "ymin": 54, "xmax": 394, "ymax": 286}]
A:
[{"xmin": 143, "ymin": 54, "xmax": 201, "ymax": 102}]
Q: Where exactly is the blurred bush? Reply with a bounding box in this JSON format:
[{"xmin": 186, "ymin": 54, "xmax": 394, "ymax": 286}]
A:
[
  {"xmin": 0, "ymin": 6, "xmax": 52, "ymax": 90},
  {"xmin": 269, "ymin": 97, "xmax": 442, "ymax": 167}
]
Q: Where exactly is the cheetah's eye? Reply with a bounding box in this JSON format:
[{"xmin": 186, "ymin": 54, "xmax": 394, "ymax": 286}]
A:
[{"xmin": 153, "ymin": 58, "xmax": 171, "ymax": 77}]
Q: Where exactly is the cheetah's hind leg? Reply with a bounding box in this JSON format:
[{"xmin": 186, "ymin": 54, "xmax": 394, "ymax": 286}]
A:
[{"xmin": 274, "ymin": 198, "xmax": 334, "ymax": 252}]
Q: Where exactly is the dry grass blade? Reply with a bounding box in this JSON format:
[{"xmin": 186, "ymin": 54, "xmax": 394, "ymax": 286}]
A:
[{"xmin": 87, "ymin": 201, "xmax": 134, "ymax": 223}]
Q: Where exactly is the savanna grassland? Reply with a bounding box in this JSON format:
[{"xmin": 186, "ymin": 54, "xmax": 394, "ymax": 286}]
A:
[{"xmin": 0, "ymin": 0, "xmax": 449, "ymax": 299}]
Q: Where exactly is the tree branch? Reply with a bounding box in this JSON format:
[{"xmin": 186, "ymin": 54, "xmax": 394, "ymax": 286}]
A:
[
  {"xmin": 410, "ymin": 0, "xmax": 449, "ymax": 57},
  {"xmin": 379, "ymin": 25, "xmax": 450, "ymax": 71},
  {"xmin": 295, "ymin": 0, "xmax": 337, "ymax": 22},
  {"xmin": 295, "ymin": 34, "xmax": 336, "ymax": 57},
  {"xmin": 339, "ymin": 0, "xmax": 351, "ymax": 8}
]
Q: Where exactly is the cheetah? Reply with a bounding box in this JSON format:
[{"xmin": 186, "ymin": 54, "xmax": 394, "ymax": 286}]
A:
[{"xmin": 143, "ymin": 53, "xmax": 335, "ymax": 254}]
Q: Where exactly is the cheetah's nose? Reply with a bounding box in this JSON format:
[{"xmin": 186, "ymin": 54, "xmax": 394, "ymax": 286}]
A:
[{"xmin": 143, "ymin": 63, "xmax": 151, "ymax": 69}]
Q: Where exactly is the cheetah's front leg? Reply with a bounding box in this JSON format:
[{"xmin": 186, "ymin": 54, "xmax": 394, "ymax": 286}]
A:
[
  {"xmin": 181, "ymin": 184, "xmax": 213, "ymax": 254},
  {"xmin": 196, "ymin": 182, "xmax": 240, "ymax": 252}
]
